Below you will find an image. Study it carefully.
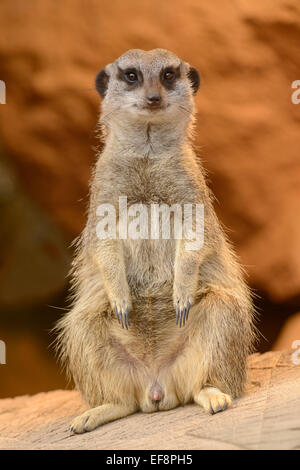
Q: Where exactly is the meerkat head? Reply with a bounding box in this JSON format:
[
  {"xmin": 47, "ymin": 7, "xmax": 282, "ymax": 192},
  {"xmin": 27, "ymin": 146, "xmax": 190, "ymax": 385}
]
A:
[{"xmin": 95, "ymin": 49, "xmax": 200, "ymax": 126}]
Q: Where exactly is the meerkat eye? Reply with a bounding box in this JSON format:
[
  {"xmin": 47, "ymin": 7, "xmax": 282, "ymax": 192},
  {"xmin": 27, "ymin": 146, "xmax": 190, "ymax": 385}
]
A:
[
  {"xmin": 161, "ymin": 67, "xmax": 179, "ymax": 88},
  {"xmin": 164, "ymin": 70, "xmax": 175, "ymax": 81},
  {"xmin": 124, "ymin": 71, "xmax": 138, "ymax": 83}
]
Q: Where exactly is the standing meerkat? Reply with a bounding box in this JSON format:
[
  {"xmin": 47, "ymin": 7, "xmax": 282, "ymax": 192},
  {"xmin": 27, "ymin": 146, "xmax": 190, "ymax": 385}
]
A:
[{"xmin": 55, "ymin": 49, "xmax": 255, "ymax": 434}]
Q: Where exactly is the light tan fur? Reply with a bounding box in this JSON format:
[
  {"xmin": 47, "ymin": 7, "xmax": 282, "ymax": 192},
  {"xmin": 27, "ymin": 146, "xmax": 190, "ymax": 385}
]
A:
[{"xmin": 55, "ymin": 49, "xmax": 255, "ymax": 434}]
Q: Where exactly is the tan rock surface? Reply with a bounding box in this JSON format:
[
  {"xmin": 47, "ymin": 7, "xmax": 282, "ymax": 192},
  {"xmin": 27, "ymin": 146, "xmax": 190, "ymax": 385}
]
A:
[
  {"xmin": 0, "ymin": 1, "xmax": 300, "ymax": 303},
  {"xmin": 0, "ymin": 350, "xmax": 299, "ymax": 450}
]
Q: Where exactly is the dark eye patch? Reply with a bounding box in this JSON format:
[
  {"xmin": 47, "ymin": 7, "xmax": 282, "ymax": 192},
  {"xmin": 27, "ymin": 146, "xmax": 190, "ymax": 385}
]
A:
[
  {"xmin": 118, "ymin": 67, "xmax": 143, "ymax": 87},
  {"xmin": 160, "ymin": 66, "xmax": 181, "ymax": 89}
]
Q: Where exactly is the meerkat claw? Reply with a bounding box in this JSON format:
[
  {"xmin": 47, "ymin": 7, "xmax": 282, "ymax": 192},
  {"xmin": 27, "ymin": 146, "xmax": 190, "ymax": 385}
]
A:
[
  {"xmin": 114, "ymin": 307, "xmax": 121, "ymax": 324},
  {"xmin": 119, "ymin": 312, "xmax": 124, "ymax": 329},
  {"xmin": 185, "ymin": 301, "xmax": 191, "ymax": 322},
  {"xmin": 180, "ymin": 308, "xmax": 185, "ymax": 327},
  {"xmin": 183, "ymin": 308, "xmax": 187, "ymax": 326},
  {"xmin": 122, "ymin": 307, "xmax": 130, "ymax": 329},
  {"xmin": 125, "ymin": 307, "xmax": 130, "ymax": 327},
  {"xmin": 114, "ymin": 306, "xmax": 131, "ymax": 329},
  {"xmin": 123, "ymin": 312, "xmax": 128, "ymax": 330},
  {"xmin": 184, "ymin": 301, "xmax": 191, "ymax": 325},
  {"xmin": 176, "ymin": 301, "xmax": 191, "ymax": 327},
  {"xmin": 176, "ymin": 305, "xmax": 180, "ymax": 325}
]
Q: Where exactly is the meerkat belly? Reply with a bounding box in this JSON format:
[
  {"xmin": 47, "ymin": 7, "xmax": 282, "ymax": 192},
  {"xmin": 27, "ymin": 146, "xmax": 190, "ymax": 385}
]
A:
[
  {"xmin": 111, "ymin": 179, "xmax": 188, "ymax": 402},
  {"xmin": 110, "ymin": 301, "xmax": 187, "ymax": 410},
  {"xmin": 114, "ymin": 239, "xmax": 182, "ymax": 373}
]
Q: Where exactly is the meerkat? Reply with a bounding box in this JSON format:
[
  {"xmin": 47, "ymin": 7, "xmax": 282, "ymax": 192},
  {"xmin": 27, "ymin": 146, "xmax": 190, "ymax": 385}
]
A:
[{"xmin": 55, "ymin": 49, "xmax": 255, "ymax": 434}]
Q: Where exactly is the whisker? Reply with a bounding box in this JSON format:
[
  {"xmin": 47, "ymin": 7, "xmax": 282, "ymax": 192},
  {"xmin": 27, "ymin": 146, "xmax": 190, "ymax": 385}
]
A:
[{"xmin": 178, "ymin": 105, "xmax": 190, "ymax": 116}]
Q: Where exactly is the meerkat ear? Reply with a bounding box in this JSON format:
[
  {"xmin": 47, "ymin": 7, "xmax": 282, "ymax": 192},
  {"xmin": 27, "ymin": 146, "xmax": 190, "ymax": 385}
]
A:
[
  {"xmin": 95, "ymin": 69, "xmax": 110, "ymax": 98},
  {"xmin": 187, "ymin": 67, "xmax": 200, "ymax": 94}
]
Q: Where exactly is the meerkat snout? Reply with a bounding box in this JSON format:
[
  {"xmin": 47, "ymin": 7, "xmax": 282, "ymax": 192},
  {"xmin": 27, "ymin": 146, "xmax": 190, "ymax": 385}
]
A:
[
  {"xmin": 146, "ymin": 94, "xmax": 162, "ymax": 108},
  {"xmin": 95, "ymin": 48, "xmax": 200, "ymax": 122}
]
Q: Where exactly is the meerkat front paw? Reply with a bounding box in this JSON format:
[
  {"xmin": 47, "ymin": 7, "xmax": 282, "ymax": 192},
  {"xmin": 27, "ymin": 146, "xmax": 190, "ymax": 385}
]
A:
[
  {"xmin": 112, "ymin": 298, "xmax": 131, "ymax": 329},
  {"xmin": 194, "ymin": 386, "xmax": 232, "ymax": 414},
  {"xmin": 173, "ymin": 286, "xmax": 193, "ymax": 327},
  {"xmin": 175, "ymin": 299, "xmax": 191, "ymax": 327}
]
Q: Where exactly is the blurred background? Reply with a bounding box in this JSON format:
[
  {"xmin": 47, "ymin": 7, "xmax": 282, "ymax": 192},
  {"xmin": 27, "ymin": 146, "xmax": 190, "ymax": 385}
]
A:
[{"xmin": 0, "ymin": 0, "xmax": 300, "ymax": 398}]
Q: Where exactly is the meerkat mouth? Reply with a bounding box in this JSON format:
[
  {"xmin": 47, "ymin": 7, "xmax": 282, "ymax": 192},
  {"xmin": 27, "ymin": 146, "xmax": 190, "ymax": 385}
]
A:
[{"xmin": 141, "ymin": 104, "xmax": 170, "ymax": 112}]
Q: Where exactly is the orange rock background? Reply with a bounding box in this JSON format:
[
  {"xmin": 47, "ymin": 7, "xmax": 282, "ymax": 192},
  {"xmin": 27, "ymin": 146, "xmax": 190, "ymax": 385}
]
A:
[{"xmin": 0, "ymin": 0, "xmax": 299, "ymax": 397}]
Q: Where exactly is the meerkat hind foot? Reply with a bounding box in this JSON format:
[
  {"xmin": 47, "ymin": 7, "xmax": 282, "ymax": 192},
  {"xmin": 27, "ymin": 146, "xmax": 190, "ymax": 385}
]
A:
[
  {"xmin": 70, "ymin": 403, "xmax": 136, "ymax": 434},
  {"xmin": 194, "ymin": 386, "xmax": 232, "ymax": 414}
]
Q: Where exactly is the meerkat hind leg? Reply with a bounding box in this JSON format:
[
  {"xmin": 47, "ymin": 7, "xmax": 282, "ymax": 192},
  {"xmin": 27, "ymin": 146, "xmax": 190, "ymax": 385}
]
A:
[
  {"xmin": 70, "ymin": 403, "xmax": 136, "ymax": 434},
  {"xmin": 194, "ymin": 386, "xmax": 232, "ymax": 414}
]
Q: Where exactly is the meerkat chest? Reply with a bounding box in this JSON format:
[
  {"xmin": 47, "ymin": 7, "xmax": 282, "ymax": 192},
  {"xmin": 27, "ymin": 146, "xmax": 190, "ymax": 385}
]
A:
[
  {"xmin": 105, "ymin": 155, "xmax": 198, "ymax": 208},
  {"xmin": 95, "ymin": 154, "xmax": 200, "ymax": 286}
]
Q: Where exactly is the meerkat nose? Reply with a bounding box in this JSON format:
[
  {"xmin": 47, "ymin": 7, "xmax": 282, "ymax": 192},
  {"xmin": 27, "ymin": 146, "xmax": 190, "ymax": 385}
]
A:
[{"xmin": 146, "ymin": 94, "xmax": 162, "ymax": 107}]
